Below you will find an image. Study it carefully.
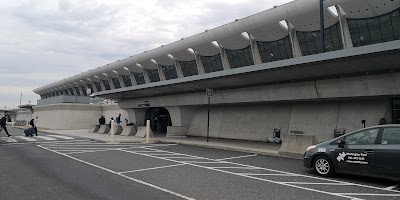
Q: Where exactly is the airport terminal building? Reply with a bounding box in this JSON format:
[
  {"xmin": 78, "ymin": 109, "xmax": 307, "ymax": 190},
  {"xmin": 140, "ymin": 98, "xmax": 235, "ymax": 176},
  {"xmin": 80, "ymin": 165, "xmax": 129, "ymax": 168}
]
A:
[{"xmin": 33, "ymin": 0, "xmax": 400, "ymax": 144}]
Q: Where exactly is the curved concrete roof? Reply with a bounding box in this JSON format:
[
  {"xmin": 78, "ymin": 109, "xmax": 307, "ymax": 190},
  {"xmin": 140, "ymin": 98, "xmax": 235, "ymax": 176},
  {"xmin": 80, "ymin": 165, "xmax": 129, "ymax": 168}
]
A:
[{"xmin": 33, "ymin": 0, "xmax": 400, "ymax": 94}]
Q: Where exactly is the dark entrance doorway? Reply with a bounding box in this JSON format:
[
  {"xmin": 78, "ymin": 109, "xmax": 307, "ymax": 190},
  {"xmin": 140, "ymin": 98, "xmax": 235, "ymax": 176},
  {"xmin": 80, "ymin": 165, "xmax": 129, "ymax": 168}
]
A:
[
  {"xmin": 145, "ymin": 107, "xmax": 172, "ymax": 134},
  {"xmin": 393, "ymin": 99, "xmax": 400, "ymax": 124}
]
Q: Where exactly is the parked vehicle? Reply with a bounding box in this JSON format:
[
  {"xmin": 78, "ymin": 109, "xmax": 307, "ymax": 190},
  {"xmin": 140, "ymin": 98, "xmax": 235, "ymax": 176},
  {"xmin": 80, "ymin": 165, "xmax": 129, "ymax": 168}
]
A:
[{"xmin": 304, "ymin": 125, "xmax": 400, "ymax": 181}]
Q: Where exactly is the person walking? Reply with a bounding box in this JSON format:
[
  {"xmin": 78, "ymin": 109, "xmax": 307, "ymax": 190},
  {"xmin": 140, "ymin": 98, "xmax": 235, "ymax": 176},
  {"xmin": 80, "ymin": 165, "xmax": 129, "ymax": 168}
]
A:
[
  {"xmin": 99, "ymin": 116, "xmax": 105, "ymax": 125},
  {"xmin": 29, "ymin": 119, "xmax": 38, "ymax": 136},
  {"xmin": 116, "ymin": 114, "xmax": 121, "ymax": 125},
  {"xmin": 0, "ymin": 116, "xmax": 11, "ymax": 137}
]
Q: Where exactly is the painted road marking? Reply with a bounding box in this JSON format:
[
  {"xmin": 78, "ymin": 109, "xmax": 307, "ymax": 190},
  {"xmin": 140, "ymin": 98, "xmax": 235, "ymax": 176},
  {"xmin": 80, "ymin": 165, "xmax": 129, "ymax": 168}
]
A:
[
  {"xmin": 1, "ymin": 137, "xmax": 17, "ymax": 143},
  {"xmin": 48, "ymin": 135, "xmax": 75, "ymax": 140},
  {"xmin": 14, "ymin": 136, "xmax": 37, "ymax": 142},
  {"xmin": 216, "ymin": 154, "xmax": 258, "ymax": 161},
  {"xmin": 35, "ymin": 136, "xmax": 57, "ymax": 141},
  {"xmin": 119, "ymin": 164, "xmax": 187, "ymax": 174},
  {"xmin": 37, "ymin": 145, "xmax": 194, "ymax": 200},
  {"xmin": 386, "ymin": 185, "xmax": 399, "ymax": 190}
]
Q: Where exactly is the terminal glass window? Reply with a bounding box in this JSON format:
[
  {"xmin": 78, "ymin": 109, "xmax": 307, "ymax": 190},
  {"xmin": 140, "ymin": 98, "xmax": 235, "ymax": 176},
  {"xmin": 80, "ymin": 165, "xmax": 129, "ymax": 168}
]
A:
[
  {"xmin": 348, "ymin": 8, "xmax": 400, "ymax": 47},
  {"xmin": 162, "ymin": 65, "xmax": 178, "ymax": 80},
  {"xmin": 393, "ymin": 99, "xmax": 400, "ymax": 124},
  {"xmin": 133, "ymin": 72, "xmax": 146, "ymax": 85},
  {"xmin": 94, "ymin": 82, "xmax": 102, "ymax": 92},
  {"xmin": 201, "ymin": 54, "xmax": 224, "ymax": 73},
  {"xmin": 111, "ymin": 78, "xmax": 121, "ymax": 89},
  {"xmin": 226, "ymin": 46, "xmax": 254, "ymax": 69},
  {"xmin": 102, "ymin": 80, "xmax": 111, "ymax": 90},
  {"xmin": 59, "ymin": 90, "xmax": 63, "ymax": 95},
  {"xmin": 64, "ymin": 89, "xmax": 69, "ymax": 95},
  {"xmin": 80, "ymin": 85, "xmax": 87, "ymax": 96},
  {"xmin": 86, "ymin": 84, "xmax": 93, "ymax": 94},
  {"xmin": 55, "ymin": 91, "xmax": 59, "ymax": 96},
  {"xmin": 297, "ymin": 23, "xmax": 343, "ymax": 56},
  {"xmin": 257, "ymin": 36, "xmax": 293, "ymax": 63},
  {"xmin": 180, "ymin": 60, "xmax": 198, "ymax": 77},
  {"xmin": 122, "ymin": 75, "xmax": 132, "ymax": 87},
  {"xmin": 74, "ymin": 87, "xmax": 81, "ymax": 95},
  {"xmin": 68, "ymin": 88, "xmax": 75, "ymax": 95},
  {"xmin": 146, "ymin": 69, "xmax": 160, "ymax": 82}
]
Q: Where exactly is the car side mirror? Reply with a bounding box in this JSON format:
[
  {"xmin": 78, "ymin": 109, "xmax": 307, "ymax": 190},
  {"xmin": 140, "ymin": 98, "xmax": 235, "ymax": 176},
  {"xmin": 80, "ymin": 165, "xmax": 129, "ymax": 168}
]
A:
[{"xmin": 338, "ymin": 140, "xmax": 345, "ymax": 148}]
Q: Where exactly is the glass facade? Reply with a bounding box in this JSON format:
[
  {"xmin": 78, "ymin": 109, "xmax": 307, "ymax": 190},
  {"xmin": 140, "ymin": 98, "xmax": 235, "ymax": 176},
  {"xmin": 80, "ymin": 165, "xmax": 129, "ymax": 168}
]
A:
[
  {"xmin": 86, "ymin": 84, "xmax": 93, "ymax": 94},
  {"xmin": 102, "ymin": 80, "xmax": 111, "ymax": 90},
  {"xmin": 133, "ymin": 72, "xmax": 146, "ymax": 85},
  {"xmin": 94, "ymin": 82, "xmax": 102, "ymax": 92},
  {"xmin": 201, "ymin": 54, "xmax": 224, "ymax": 73},
  {"xmin": 225, "ymin": 46, "xmax": 254, "ymax": 69},
  {"xmin": 111, "ymin": 78, "xmax": 121, "ymax": 89},
  {"xmin": 297, "ymin": 23, "xmax": 343, "ymax": 56},
  {"xmin": 80, "ymin": 85, "xmax": 87, "ymax": 96},
  {"xmin": 180, "ymin": 60, "xmax": 198, "ymax": 77},
  {"xmin": 162, "ymin": 65, "xmax": 178, "ymax": 80},
  {"xmin": 257, "ymin": 36, "xmax": 293, "ymax": 63},
  {"xmin": 69, "ymin": 88, "xmax": 75, "ymax": 95},
  {"xmin": 55, "ymin": 91, "xmax": 59, "ymax": 96},
  {"xmin": 146, "ymin": 69, "xmax": 160, "ymax": 82},
  {"xmin": 59, "ymin": 90, "xmax": 63, "ymax": 95},
  {"xmin": 64, "ymin": 89, "xmax": 69, "ymax": 95},
  {"xmin": 122, "ymin": 75, "xmax": 132, "ymax": 87},
  {"xmin": 393, "ymin": 99, "xmax": 400, "ymax": 124},
  {"xmin": 348, "ymin": 8, "xmax": 400, "ymax": 47},
  {"xmin": 74, "ymin": 87, "xmax": 81, "ymax": 95}
]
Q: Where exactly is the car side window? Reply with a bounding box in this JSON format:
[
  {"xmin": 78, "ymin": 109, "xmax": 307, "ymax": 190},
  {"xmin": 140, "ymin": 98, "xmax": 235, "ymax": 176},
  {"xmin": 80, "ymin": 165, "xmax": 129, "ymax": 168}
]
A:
[
  {"xmin": 344, "ymin": 128, "xmax": 379, "ymax": 145},
  {"xmin": 381, "ymin": 128, "xmax": 400, "ymax": 145}
]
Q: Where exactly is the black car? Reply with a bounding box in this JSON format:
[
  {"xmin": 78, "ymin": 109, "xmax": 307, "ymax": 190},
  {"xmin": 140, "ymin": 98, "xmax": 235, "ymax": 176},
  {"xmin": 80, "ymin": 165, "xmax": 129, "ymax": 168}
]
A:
[{"xmin": 304, "ymin": 125, "xmax": 400, "ymax": 180}]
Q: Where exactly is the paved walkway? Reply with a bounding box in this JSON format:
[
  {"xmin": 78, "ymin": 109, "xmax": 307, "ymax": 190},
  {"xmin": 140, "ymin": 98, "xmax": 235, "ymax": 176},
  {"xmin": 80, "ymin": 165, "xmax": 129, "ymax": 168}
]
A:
[{"xmin": 35, "ymin": 128, "xmax": 281, "ymax": 157}]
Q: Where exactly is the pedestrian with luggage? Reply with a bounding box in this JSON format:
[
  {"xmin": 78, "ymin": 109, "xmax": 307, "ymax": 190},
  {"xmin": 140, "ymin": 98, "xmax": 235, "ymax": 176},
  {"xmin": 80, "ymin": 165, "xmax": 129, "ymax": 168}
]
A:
[
  {"xmin": 30, "ymin": 119, "xmax": 38, "ymax": 136},
  {"xmin": 0, "ymin": 116, "xmax": 11, "ymax": 137},
  {"xmin": 116, "ymin": 114, "xmax": 121, "ymax": 125}
]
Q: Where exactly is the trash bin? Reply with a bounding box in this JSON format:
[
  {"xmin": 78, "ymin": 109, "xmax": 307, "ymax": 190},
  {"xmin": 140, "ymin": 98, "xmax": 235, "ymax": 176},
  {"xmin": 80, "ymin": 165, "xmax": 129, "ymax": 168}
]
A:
[
  {"xmin": 266, "ymin": 128, "xmax": 282, "ymax": 144},
  {"xmin": 334, "ymin": 128, "xmax": 346, "ymax": 138}
]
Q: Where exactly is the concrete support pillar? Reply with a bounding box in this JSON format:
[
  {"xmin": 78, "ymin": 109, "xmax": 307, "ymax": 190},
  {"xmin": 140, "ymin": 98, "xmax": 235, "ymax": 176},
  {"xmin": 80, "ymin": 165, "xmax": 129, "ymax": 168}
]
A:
[
  {"xmin": 130, "ymin": 71, "xmax": 138, "ymax": 86},
  {"xmin": 99, "ymin": 80, "xmax": 107, "ymax": 91},
  {"xmin": 336, "ymin": 5, "xmax": 353, "ymax": 49},
  {"xmin": 125, "ymin": 108, "xmax": 147, "ymax": 127},
  {"xmin": 157, "ymin": 64, "xmax": 166, "ymax": 81},
  {"xmin": 91, "ymin": 81, "xmax": 98, "ymax": 93},
  {"xmin": 219, "ymin": 47, "xmax": 231, "ymax": 70},
  {"xmin": 164, "ymin": 106, "xmax": 198, "ymax": 137},
  {"xmin": 118, "ymin": 74, "xmax": 126, "ymax": 88},
  {"xmin": 143, "ymin": 69, "xmax": 151, "ymax": 84},
  {"xmin": 249, "ymin": 34, "xmax": 263, "ymax": 64},
  {"xmin": 195, "ymin": 54, "xmax": 205, "ymax": 74},
  {"xmin": 174, "ymin": 60, "xmax": 184, "ymax": 78},
  {"xmin": 77, "ymin": 85, "xmax": 85, "ymax": 96},
  {"xmin": 108, "ymin": 78, "xmax": 116, "ymax": 90},
  {"xmin": 287, "ymin": 21, "xmax": 303, "ymax": 58},
  {"xmin": 68, "ymin": 87, "xmax": 76, "ymax": 95}
]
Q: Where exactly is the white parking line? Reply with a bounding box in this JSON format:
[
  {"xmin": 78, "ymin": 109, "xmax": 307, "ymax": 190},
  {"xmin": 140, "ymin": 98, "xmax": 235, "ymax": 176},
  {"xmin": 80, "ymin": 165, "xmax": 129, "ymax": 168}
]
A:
[
  {"xmin": 336, "ymin": 193, "xmax": 400, "ymax": 196},
  {"xmin": 217, "ymin": 154, "xmax": 258, "ymax": 161},
  {"xmin": 386, "ymin": 185, "xmax": 399, "ymax": 190},
  {"xmin": 281, "ymin": 182, "xmax": 354, "ymax": 185},
  {"xmin": 48, "ymin": 135, "xmax": 75, "ymax": 140},
  {"xmin": 119, "ymin": 164, "xmax": 187, "ymax": 174},
  {"xmin": 14, "ymin": 136, "xmax": 37, "ymax": 142},
  {"xmin": 1, "ymin": 137, "xmax": 17, "ymax": 143},
  {"xmin": 239, "ymin": 173, "xmax": 297, "ymax": 176},
  {"xmin": 37, "ymin": 145, "xmax": 194, "ymax": 200},
  {"xmin": 35, "ymin": 136, "xmax": 57, "ymax": 141}
]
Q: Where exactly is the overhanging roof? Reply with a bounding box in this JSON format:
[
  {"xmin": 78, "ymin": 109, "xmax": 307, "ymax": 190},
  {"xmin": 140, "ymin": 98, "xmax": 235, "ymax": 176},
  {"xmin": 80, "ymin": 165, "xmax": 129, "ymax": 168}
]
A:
[{"xmin": 93, "ymin": 40, "xmax": 400, "ymax": 100}]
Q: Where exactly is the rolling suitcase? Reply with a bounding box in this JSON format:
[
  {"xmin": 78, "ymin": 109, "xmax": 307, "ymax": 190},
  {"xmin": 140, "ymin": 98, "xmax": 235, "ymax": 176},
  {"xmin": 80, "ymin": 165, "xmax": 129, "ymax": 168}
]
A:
[{"xmin": 24, "ymin": 127, "xmax": 35, "ymax": 137}]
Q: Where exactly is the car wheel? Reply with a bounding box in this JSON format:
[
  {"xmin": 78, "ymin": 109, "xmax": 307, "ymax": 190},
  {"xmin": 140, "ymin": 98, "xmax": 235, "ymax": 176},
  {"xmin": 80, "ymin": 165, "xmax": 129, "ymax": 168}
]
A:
[{"xmin": 313, "ymin": 156, "xmax": 334, "ymax": 176}]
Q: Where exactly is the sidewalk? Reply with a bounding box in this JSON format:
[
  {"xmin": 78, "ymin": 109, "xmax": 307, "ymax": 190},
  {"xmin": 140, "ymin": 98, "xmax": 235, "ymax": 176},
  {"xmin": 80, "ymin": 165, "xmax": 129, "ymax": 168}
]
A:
[{"xmin": 39, "ymin": 129, "xmax": 281, "ymax": 157}]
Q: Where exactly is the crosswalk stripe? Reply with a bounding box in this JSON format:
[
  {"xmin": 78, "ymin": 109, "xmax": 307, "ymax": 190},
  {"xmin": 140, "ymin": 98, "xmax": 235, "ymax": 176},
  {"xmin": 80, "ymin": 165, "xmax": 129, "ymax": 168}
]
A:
[
  {"xmin": 1, "ymin": 137, "xmax": 17, "ymax": 143},
  {"xmin": 35, "ymin": 136, "xmax": 57, "ymax": 141},
  {"xmin": 48, "ymin": 135, "xmax": 74, "ymax": 140},
  {"xmin": 14, "ymin": 136, "xmax": 37, "ymax": 142}
]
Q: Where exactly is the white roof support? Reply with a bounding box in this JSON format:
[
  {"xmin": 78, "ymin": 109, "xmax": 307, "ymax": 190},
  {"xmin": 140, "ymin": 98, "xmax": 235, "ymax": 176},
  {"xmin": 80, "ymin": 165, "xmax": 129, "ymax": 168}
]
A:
[
  {"xmin": 287, "ymin": 21, "xmax": 303, "ymax": 58},
  {"xmin": 174, "ymin": 59, "xmax": 184, "ymax": 78},
  {"xmin": 157, "ymin": 64, "xmax": 166, "ymax": 81},
  {"xmin": 129, "ymin": 71, "xmax": 138, "ymax": 86},
  {"xmin": 336, "ymin": 5, "xmax": 354, "ymax": 49},
  {"xmin": 194, "ymin": 53, "xmax": 206, "ymax": 75},
  {"xmin": 248, "ymin": 33, "xmax": 263, "ymax": 65}
]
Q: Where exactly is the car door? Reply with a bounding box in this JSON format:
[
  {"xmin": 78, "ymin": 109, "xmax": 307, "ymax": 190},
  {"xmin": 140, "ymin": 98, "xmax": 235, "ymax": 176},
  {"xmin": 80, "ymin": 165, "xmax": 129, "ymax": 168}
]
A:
[
  {"xmin": 333, "ymin": 128, "xmax": 380, "ymax": 174},
  {"xmin": 374, "ymin": 127, "xmax": 400, "ymax": 179}
]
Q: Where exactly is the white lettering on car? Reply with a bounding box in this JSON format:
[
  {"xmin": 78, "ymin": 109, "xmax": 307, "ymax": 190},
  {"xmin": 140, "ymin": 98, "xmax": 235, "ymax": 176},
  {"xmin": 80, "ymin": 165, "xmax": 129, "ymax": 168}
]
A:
[
  {"xmin": 336, "ymin": 152, "xmax": 368, "ymax": 164},
  {"xmin": 318, "ymin": 148, "xmax": 326, "ymax": 152}
]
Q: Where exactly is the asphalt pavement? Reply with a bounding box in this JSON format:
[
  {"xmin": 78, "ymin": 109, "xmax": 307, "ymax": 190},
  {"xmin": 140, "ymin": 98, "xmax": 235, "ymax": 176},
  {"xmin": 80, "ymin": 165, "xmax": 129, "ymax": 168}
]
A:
[{"xmin": 1, "ymin": 127, "xmax": 399, "ymax": 200}]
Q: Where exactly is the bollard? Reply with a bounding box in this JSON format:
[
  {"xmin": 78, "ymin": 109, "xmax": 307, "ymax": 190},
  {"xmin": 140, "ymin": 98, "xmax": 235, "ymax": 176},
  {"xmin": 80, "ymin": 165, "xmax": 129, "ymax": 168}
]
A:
[
  {"xmin": 111, "ymin": 120, "xmax": 115, "ymax": 143},
  {"xmin": 146, "ymin": 120, "xmax": 150, "ymax": 143}
]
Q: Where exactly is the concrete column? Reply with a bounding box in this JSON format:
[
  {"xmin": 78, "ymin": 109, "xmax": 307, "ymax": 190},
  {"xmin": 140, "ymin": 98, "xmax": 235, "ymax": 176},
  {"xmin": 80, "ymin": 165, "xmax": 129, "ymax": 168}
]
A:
[
  {"xmin": 336, "ymin": 5, "xmax": 353, "ymax": 49},
  {"xmin": 195, "ymin": 53, "xmax": 205, "ymax": 74},
  {"xmin": 287, "ymin": 21, "xmax": 303, "ymax": 58},
  {"xmin": 108, "ymin": 78, "xmax": 116, "ymax": 90},
  {"xmin": 77, "ymin": 85, "xmax": 85, "ymax": 96},
  {"xmin": 125, "ymin": 108, "xmax": 147, "ymax": 127},
  {"xmin": 249, "ymin": 34, "xmax": 262, "ymax": 64},
  {"xmin": 157, "ymin": 64, "xmax": 166, "ymax": 81},
  {"xmin": 68, "ymin": 87, "xmax": 76, "ymax": 95},
  {"xmin": 118, "ymin": 74, "xmax": 126, "ymax": 88},
  {"xmin": 219, "ymin": 47, "xmax": 231, "ymax": 70},
  {"xmin": 91, "ymin": 82, "xmax": 98, "ymax": 93},
  {"xmin": 143, "ymin": 69, "xmax": 151, "ymax": 84},
  {"xmin": 99, "ymin": 80, "xmax": 107, "ymax": 91},
  {"xmin": 130, "ymin": 71, "xmax": 138, "ymax": 86},
  {"xmin": 174, "ymin": 60, "xmax": 184, "ymax": 78}
]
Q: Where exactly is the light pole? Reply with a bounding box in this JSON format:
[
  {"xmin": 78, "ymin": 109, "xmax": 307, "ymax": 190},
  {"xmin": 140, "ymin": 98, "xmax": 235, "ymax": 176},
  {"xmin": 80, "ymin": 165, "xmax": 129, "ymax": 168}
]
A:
[
  {"xmin": 320, "ymin": 0, "xmax": 325, "ymax": 53},
  {"xmin": 206, "ymin": 88, "xmax": 213, "ymax": 142}
]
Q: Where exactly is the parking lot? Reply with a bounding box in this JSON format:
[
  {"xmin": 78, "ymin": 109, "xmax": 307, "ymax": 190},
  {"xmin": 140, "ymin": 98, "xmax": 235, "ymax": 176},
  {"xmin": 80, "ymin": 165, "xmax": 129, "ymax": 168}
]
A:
[{"xmin": 35, "ymin": 140, "xmax": 400, "ymax": 200}]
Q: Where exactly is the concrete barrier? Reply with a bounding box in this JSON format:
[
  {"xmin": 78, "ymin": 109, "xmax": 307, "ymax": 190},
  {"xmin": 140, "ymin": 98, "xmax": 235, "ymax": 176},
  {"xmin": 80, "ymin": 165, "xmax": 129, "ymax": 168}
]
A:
[
  {"xmin": 88, "ymin": 125, "xmax": 100, "ymax": 133},
  {"xmin": 166, "ymin": 126, "xmax": 187, "ymax": 137},
  {"xmin": 108, "ymin": 125, "xmax": 123, "ymax": 135},
  {"xmin": 120, "ymin": 126, "xmax": 137, "ymax": 136},
  {"xmin": 135, "ymin": 126, "xmax": 155, "ymax": 138},
  {"xmin": 278, "ymin": 133, "xmax": 316, "ymax": 159},
  {"xmin": 98, "ymin": 124, "xmax": 110, "ymax": 134}
]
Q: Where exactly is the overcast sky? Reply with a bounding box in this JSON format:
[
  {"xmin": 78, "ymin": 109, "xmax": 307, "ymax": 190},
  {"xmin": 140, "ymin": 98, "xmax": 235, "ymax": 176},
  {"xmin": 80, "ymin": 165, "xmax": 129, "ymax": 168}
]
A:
[{"xmin": 0, "ymin": 0, "xmax": 293, "ymax": 109}]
